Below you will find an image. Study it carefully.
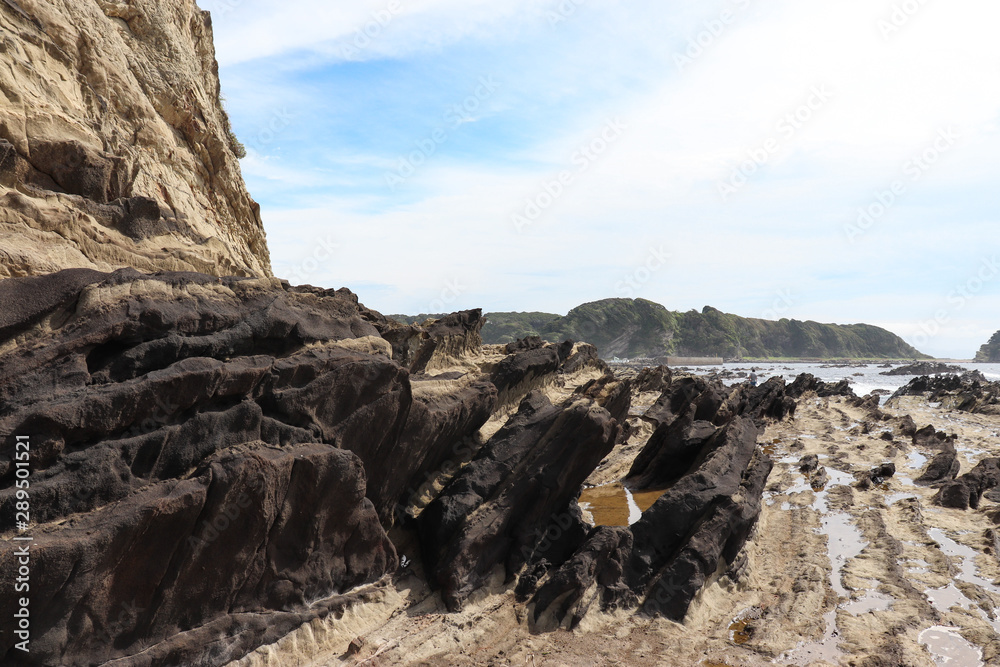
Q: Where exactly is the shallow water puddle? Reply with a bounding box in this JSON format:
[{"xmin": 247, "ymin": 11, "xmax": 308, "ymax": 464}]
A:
[
  {"xmin": 577, "ymin": 484, "xmax": 667, "ymax": 526},
  {"xmin": 907, "ymin": 450, "xmax": 929, "ymax": 470},
  {"xmin": 728, "ymin": 617, "xmax": 752, "ymax": 645},
  {"xmin": 843, "ymin": 591, "xmax": 894, "ymax": 614},
  {"xmin": 907, "ymin": 557, "xmax": 932, "ymax": 575},
  {"xmin": 886, "ymin": 489, "xmax": 918, "ymax": 505},
  {"xmin": 927, "ymin": 528, "xmax": 1000, "ymax": 632},
  {"xmin": 777, "ymin": 609, "xmax": 839, "ymax": 664},
  {"xmin": 843, "ymin": 578, "xmax": 894, "ymax": 615},
  {"xmin": 776, "ymin": 468, "xmax": 867, "ymax": 662},
  {"xmin": 823, "ymin": 511, "xmax": 867, "ymax": 598},
  {"xmin": 919, "ymin": 626, "xmax": 984, "ymax": 666},
  {"xmin": 926, "ymin": 584, "xmax": 972, "ymax": 613}
]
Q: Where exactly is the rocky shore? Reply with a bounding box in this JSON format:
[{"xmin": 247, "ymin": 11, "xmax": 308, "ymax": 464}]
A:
[
  {"xmin": 234, "ymin": 361, "xmax": 1000, "ymax": 667},
  {"xmin": 5, "ymin": 270, "xmax": 999, "ymax": 665},
  {"xmin": 0, "ymin": 269, "xmax": 794, "ymax": 665},
  {"xmin": 2, "ymin": 3, "xmax": 1000, "ymax": 665}
]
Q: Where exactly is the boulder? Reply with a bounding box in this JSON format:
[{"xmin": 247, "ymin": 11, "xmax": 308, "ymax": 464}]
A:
[
  {"xmin": 786, "ymin": 373, "xmax": 857, "ymax": 399},
  {"xmin": 915, "ymin": 449, "xmax": 961, "ymax": 486},
  {"xmin": 934, "ymin": 459, "xmax": 1000, "ymax": 510}
]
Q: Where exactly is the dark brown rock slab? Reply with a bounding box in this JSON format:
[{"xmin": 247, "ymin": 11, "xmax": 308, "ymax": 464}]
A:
[
  {"xmin": 786, "ymin": 373, "xmax": 857, "ymax": 399},
  {"xmin": 0, "ymin": 443, "xmax": 394, "ymax": 666},
  {"xmin": 934, "ymin": 458, "xmax": 1000, "ymax": 510},
  {"xmin": 418, "ymin": 390, "xmax": 621, "ymax": 611}
]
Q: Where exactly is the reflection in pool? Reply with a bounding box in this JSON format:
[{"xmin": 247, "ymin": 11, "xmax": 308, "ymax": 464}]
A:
[{"xmin": 577, "ymin": 483, "xmax": 669, "ymax": 526}]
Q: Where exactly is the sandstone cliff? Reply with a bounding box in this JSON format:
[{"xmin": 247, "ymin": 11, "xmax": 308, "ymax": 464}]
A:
[{"xmin": 0, "ymin": 0, "xmax": 271, "ymax": 278}]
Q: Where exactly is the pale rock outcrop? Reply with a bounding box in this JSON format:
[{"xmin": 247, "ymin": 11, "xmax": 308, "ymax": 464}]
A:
[{"xmin": 0, "ymin": 0, "xmax": 271, "ymax": 278}]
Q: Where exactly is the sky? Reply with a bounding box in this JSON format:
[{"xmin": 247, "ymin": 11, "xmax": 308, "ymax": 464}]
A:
[{"xmin": 200, "ymin": 0, "xmax": 1000, "ymax": 359}]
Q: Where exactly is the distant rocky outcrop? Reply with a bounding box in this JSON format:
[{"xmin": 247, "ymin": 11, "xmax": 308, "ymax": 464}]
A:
[
  {"xmin": 889, "ymin": 372, "xmax": 1000, "ymax": 414},
  {"xmin": 975, "ymin": 331, "xmax": 1000, "ymax": 362},
  {"xmin": 785, "ymin": 373, "xmax": 857, "ymax": 399},
  {"xmin": 0, "ymin": 0, "xmax": 271, "ymax": 278},
  {"xmin": 432, "ymin": 299, "xmax": 929, "ymax": 361},
  {"xmin": 879, "ymin": 362, "xmax": 966, "ymax": 376}
]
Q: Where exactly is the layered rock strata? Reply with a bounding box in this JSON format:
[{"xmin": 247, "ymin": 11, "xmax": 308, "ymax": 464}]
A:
[
  {"xmin": 0, "ymin": 0, "xmax": 270, "ymax": 278},
  {"xmin": 0, "ymin": 270, "xmax": 618, "ymax": 665}
]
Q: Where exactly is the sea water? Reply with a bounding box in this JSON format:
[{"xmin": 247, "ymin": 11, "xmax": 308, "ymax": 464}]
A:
[{"xmin": 681, "ymin": 362, "xmax": 1000, "ymax": 399}]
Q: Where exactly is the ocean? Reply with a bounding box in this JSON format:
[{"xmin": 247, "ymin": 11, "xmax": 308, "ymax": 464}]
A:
[{"xmin": 682, "ymin": 361, "xmax": 1000, "ymax": 398}]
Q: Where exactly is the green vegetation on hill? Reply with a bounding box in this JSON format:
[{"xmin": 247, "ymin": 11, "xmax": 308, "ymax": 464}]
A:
[
  {"xmin": 476, "ymin": 299, "xmax": 929, "ymax": 360},
  {"xmin": 975, "ymin": 331, "xmax": 1000, "ymax": 362}
]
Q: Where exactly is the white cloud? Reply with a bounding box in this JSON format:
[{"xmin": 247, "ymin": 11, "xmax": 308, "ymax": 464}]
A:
[
  {"xmin": 209, "ymin": 0, "xmax": 1000, "ymax": 358},
  {"xmin": 203, "ymin": 0, "xmax": 563, "ymax": 66}
]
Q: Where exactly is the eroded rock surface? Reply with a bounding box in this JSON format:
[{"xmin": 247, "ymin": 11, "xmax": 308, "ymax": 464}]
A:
[
  {"xmin": 0, "ymin": 270, "xmax": 624, "ymax": 665},
  {"xmin": 891, "ymin": 372, "xmax": 1000, "ymax": 414},
  {"xmin": 0, "ymin": 0, "xmax": 270, "ymax": 278}
]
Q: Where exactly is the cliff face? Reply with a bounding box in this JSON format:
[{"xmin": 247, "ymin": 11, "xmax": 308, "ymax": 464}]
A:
[{"xmin": 0, "ymin": 0, "xmax": 271, "ymax": 278}]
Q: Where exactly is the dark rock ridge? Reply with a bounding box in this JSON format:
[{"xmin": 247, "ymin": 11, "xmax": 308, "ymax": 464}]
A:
[
  {"xmin": 915, "ymin": 448, "xmax": 961, "ymax": 486},
  {"xmin": 934, "ymin": 459, "xmax": 1000, "ymax": 510},
  {"xmin": 418, "ymin": 387, "xmax": 626, "ymax": 611},
  {"xmin": 624, "ymin": 375, "xmax": 793, "ymax": 491},
  {"xmin": 879, "ymin": 362, "xmax": 967, "ymax": 376},
  {"xmin": 523, "ymin": 419, "xmax": 773, "ymax": 625},
  {"xmin": 0, "ymin": 269, "xmax": 607, "ymax": 666},
  {"xmin": 0, "ymin": 270, "xmax": 799, "ymax": 664},
  {"xmin": 889, "ymin": 372, "xmax": 1000, "ymax": 414},
  {"xmin": 785, "ymin": 373, "xmax": 857, "ymax": 399},
  {"xmin": 504, "ymin": 371, "xmax": 801, "ymax": 627}
]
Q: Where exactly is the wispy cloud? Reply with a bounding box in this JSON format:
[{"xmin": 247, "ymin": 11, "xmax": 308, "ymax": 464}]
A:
[{"xmin": 207, "ymin": 0, "xmax": 1000, "ymax": 358}]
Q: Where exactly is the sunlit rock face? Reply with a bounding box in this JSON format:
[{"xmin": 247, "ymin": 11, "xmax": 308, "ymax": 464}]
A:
[{"xmin": 0, "ymin": 0, "xmax": 271, "ymax": 278}]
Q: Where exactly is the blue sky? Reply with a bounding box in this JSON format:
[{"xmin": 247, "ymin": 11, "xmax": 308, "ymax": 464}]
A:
[{"xmin": 201, "ymin": 0, "xmax": 1000, "ymax": 359}]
